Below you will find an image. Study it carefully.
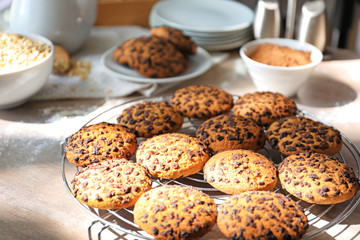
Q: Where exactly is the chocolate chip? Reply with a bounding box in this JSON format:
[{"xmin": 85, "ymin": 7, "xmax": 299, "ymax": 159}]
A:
[{"xmin": 152, "ymin": 227, "xmax": 159, "ymax": 236}]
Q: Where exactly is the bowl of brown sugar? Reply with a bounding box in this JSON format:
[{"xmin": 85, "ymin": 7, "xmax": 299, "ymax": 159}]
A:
[{"xmin": 240, "ymin": 38, "xmax": 323, "ymax": 96}]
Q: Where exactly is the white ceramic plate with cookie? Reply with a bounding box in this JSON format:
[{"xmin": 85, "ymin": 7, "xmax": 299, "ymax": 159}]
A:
[{"xmin": 100, "ymin": 45, "xmax": 212, "ymax": 84}]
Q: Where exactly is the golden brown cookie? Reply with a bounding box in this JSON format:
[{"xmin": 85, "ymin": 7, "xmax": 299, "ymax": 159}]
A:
[
  {"xmin": 196, "ymin": 113, "xmax": 266, "ymax": 153},
  {"xmin": 112, "ymin": 38, "xmax": 137, "ymax": 66},
  {"xmin": 267, "ymin": 116, "xmax": 342, "ymax": 156},
  {"xmin": 136, "ymin": 133, "xmax": 209, "ymax": 179},
  {"xmin": 65, "ymin": 122, "xmax": 137, "ymax": 167},
  {"xmin": 169, "ymin": 85, "xmax": 234, "ymax": 119},
  {"xmin": 52, "ymin": 45, "xmax": 70, "ymax": 74},
  {"xmin": 71, "ymin": 159, "xmax": 152, "ymax": 209},
  {"xmin": 233, "ymin": 91, "xmax": 298, "ymax": 127},
  {"xmin": 113, "ymin": 36, "xmax": 188, "ymax": 78},
  {"xmin": 217, "ymin": 191, "xmax": 308, "ymax": 240},
  {"xmin": 150, "ymin": 26, "xmax": 197, "ymax": 55},
  {"xmin": 278, "ymin": 151, "xmax": 360, "ymax": 204},
  {"xmin": 133, "ymin": 185, "xmax": 217, "ymax": 240},
  {"xmin": 203, "ymin": 149, "xmax": 277, "ymax": 194},
  {"xmin": 117, "ymin": 101, "xmax": 184, "ymax": 138}
]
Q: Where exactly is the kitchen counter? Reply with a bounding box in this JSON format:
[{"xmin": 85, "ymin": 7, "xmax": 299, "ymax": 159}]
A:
[{"xmin": 1, "ymin": 27, "xmax": 360, "ymax": 240}]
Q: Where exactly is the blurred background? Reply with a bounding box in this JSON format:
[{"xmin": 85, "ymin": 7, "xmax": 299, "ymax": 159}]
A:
[
  {"xmin": 240, "ymin": 0, "xmax": 360, "ymax": 53},
  {"xmin": 94, "ymin": 0, "xmax": 360, "ymax": 54},
  {"xmin": 1, "ymin": 0, "xmax": 360, "ymax": 53}
]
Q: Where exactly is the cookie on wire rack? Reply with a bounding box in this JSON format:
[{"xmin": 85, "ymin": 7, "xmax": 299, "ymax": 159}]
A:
[
  {"xmin": 196, "ymin": 113, "xmax": 266, "ymax": 153},
  {"xmin": 169, "ymin": 85, "xmax": 234, "ymax": 119},
  {"xmin": 117, "ymin": 101, "xmax": 184, "ymax": 138},
  {"xmin": 71, "ymin": 159, "xmax": 152, "ymax": 210},
  {"xmin": 65, "ymin": 122, "xmax": 137, "ymax": 167},
  {"xmin": 203, "ymin": 149, "xmax": 277, "ymax": 194},
  {"xmin": 217, "ymin": 191, "xmax": 309, "ymax": 240},
  {"xmin": 278, "ymin": 151, "xmax": 360, "ymax": 205},
  {"xmin": 133, "ymin": 185, "xmax": 217, "ymax": 240},
  {"xmin": 136, "ymin": 133, "xmax": 210, "ymax": 179},
  {"xmin": 232, "ymin": 91, "xmax": 298, "ymax": 127},
  {"xmin": 267, "ymin": 116, "xmax": 342, "ymax": 156}
]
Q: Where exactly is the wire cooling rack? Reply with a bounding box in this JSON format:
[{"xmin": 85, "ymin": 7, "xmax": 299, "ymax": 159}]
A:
[{"xmin": 61, "ymin": 96, "xmax": 360, "ymax": 240}]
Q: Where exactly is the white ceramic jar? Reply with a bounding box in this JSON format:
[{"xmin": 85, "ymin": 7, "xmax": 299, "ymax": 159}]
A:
[{"xmin": 8, "ymin": 0, "xmax": 97, "ymax": 54}]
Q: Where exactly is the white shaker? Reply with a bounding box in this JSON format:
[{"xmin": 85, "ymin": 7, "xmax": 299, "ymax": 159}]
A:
[
  {"xmin": 297, "ymin": 0, "xmax": 326, "ymax": 52},
  {"xmin": 253, "ymin": 0, "xmax": 281, "ymax": 39}
]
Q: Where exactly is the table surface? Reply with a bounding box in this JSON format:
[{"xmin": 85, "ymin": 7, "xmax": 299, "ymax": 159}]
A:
[{"xmin": 1, "ymin": 28, "xmax": 360, "ymax": 240}]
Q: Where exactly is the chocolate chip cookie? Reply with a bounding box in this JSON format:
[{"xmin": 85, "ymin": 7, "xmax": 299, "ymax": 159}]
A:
[
  {"xmin": 233, "ymin": 91, "xmax": 298, "ymax": 127},
  {"xmin": 112, "ymin": 37, "xmax": 137, "ymax": 66},
  {"xmin": 217, "ymin": 191, "xmax": 309, "ymax": 240},
  {"xmin": 196, "ymin": 113, "xmax": 266, "ymax": 153},
  {"xmin": 113, "ymin": 36, "xmax": 188, "ymax": 78},
  {"xmin": 203, "ymin": 149, "xmax": 277, "ymax": 194},
  {"xmin": 169, "ymin": 85, "xmax": 234, "ymax": 119},
  {"xmin": 279, "ymin": 151, "xmax": 360, "ymax": 204},
  {"xmin": 71, "ymin": 159, "xmax": 152, "ymax": 209},
  {"xmin": 136, "ymin": 133, "xmax": 209, "ymax": 179},
  {"xmin": 65, "ymin": 122, "xmax": 137, "ymax": 167},
  {"xmin": 134, "ymin": 185, "xmax": 217, "ymax": 239},
  {"xmin": 267, "ymin": 116, "xmax": 342, "ymax": 156},
  {"xmin": 150, "ymin": 26, "xmax": 197, "ymax": 55},
  {"xmin": 117, "ymin": 101, "xmax": 184, "ymax": 138}
]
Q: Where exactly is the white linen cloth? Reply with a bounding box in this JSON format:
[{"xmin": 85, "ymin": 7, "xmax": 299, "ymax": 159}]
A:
[{"xmin": 31, "ymin": 26, "xmax": 181, "ymax": 100}]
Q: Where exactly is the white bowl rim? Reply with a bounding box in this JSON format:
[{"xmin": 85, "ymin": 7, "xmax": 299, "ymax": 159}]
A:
[
  {"xmin": 0, "ymin": 32, "xmax": 54, "ymax": 76},
  {"xmin": 239, "ymin": 38, "xmax": 323, "ymax": 71}
]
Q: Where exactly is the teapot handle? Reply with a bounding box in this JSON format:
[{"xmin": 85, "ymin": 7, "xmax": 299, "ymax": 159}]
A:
[{"xmin": 0, "ymin": 7, "xmax": 10, "ymax": 30}]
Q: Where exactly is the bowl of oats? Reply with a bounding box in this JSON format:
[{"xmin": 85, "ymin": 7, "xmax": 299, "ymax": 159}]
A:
[{"xmin": 0, "ymin": 32, "xmax": 53, "ymax": 109}]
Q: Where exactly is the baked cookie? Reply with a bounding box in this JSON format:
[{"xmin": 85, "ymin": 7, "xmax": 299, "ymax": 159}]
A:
[
  {"xmin": 217, "ymin": 191, "xmax": 308, "ymax": 240},
  {"xmin": 203, "ymin": 149, "xmax": 277, "ymax": 194},
  {"xmin": 150, "ymin": 26, "xmax": 197, "ymax": 55},
  {"xmin": 112, "ymin": 38, "xmax": 137, "ymax": 66},
  {"xmin": 233, "ymin": 91, "xmax": 298, "ymax": 127},
  {"xmin": 169, "ymin": 85, "xmax": 234, "ymax": 119},
  {"xmin": 117, "ymin": 101, "xmax": 184, "ymax": 138},
  {"xmin": 279, "ymin": 151, "xmax": 360, "ymax": 204},
  {"xmin": 113, "ymin": 36, "xmax": 188, "ymax": 78},
  {"xmin": 71, "ymin": 159, "xmax": 152, "ymax": 209},
  {"xmin": 134, "ymin": 185, "xmax": 217, "ymax": 239},
  {"xmin": 52, "ymin": 45, "xmax": 70, "ymax": 74},
  {"xmin": 65, "ymin": 122, "xmax": 137, "ymax": 167},
  {"xmin": 136, "ymin": 133, "xmax": 209, "ymax": 179},
  {"xmin": 196, "ymin": 113, "xmax": 266, "ymax": 153},
  {"xmin": 267, "ymin": 116, "xmax": 342, "ymax": 156}
]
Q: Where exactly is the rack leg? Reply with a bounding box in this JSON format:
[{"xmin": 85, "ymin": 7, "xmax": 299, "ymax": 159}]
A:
[
  {"xmin": 88, "ymin": 220, "xmax": 100, "ymax": 240},
  {"xmin": 98, "ymin": 225, "xmax": 110, "ymax": 240}
]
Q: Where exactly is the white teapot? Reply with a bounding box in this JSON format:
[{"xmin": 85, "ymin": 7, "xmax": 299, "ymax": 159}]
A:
[{"xmin": 9, "ymin": 0, "xmax": 97, "ymax": 54}]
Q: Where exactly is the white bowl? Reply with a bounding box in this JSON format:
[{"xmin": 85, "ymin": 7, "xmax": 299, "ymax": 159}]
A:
[
  {"xmin": 0, "ymin": 33, "xmax": 54, "ymax": 109},
  {"xmin": 240, "ymin": 38, "xmax": 323, "ymax": 97}
]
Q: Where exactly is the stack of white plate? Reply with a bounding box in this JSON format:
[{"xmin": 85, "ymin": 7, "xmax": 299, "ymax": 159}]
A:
[{"xmin": 149, "ymin": 0, "xmax": 254, "ymax": 51}]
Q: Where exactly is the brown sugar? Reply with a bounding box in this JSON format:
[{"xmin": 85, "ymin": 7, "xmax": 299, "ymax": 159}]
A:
[{"xmin": 249, "ymin": 43, "xmax": 312, "ymax": 67}]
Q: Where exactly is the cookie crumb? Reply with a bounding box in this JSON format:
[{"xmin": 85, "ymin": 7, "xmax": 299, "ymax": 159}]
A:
[{"xmin": 67, "ymin": 60, "xmax": 92, "ymax": 80}]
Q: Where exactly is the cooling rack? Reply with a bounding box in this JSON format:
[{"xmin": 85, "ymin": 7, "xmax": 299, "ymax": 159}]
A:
[{"xmin": 61, "ymin": 96, "xmax": 360, "ymax": 240}]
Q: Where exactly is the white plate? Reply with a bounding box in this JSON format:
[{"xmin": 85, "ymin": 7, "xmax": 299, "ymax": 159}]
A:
[
  {"xmin": 150, "ymin": 10, "xmax": 251, "ymax": 39},
  {"xmin": 201, "ymin": 37, "xmax": 253, "ymax": 51},
  {"xmin": 182, "ymin": 26, "xmax": 252, "ymax": 38},
  {"xmin": 101, "ymin": 46, "xmax": 212, "ymax": 83},
  {"xmin": 154, "ymin": 0, "xmax": 254, "ymax": 33},
  {"xmin": 191, "ymin": 30, "xmax": 253, "ymax": 45}
]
